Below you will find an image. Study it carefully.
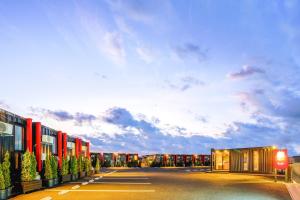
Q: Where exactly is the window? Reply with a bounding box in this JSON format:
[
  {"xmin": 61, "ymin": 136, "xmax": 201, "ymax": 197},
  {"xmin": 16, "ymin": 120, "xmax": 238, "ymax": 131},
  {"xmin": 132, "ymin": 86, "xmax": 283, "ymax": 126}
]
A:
[
  {"xmin": 14, "ymin": 125, "xmax": 24, "ymax": 150},
  {"xmin": 52, "ymin": 137, "xmax": 57, "ymax": 154}
]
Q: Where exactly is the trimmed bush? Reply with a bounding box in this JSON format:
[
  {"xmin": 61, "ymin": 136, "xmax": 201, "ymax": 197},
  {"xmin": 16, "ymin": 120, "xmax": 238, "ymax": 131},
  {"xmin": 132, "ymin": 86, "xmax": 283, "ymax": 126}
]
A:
[
  {"xmin": 78, "ymin": 155, "xmax": 83, "ymax": 173},
  {"xmin": 70, "ymin": 156, "xmax": 78, "ymax": 175},
  {"xmin": 0, "ymin": 164, "xmax": 5, "ymax": 190},
  {"xmin": 95, "ymin": 158, "xmax": 100, "ymax": 172},
  {"xmin": 61, "ymin": 158, "xmax": 69, "ymax": 176},
  {"xmin": 21, "ymin": 150, "xmax": 33, "ymax": 182},
  {"xmin": 51, "ymin": 156, "xmax": 58, "ymax": 179},
  {"xmin": 2, "ymin": 151, "xmax": 11, "ymax": 188},
  {"xmin": 85, "ymin": 158, "xmax": 92, "ymax": 176},
  {"xmin": 30, "ymin": 153, "xmax": 37, "ymax": 180},
  {"xmin": 44, "ymin": 155, "xmax": 52, "ymax": 180}
]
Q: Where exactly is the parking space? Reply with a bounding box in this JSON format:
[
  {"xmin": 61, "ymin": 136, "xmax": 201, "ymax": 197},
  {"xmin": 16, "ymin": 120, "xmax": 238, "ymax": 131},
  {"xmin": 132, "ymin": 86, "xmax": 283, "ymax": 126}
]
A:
[{"xmin": 12, "ymin": 168, "xmax": 291, "ymax": 200}]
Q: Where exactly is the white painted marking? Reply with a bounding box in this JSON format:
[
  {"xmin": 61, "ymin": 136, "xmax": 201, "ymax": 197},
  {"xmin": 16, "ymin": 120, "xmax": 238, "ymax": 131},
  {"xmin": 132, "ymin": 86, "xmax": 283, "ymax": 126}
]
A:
[
  {"xmin": 45, "ymin": 189, "xmax": 155, "ymax": 193},
  {"xmin": 104, "ymin": 170, "xmax": 117, "ymax": 176},
  {"xmin": 40, "ymin": 196, "xmax": 52, "ymax": 200},
  {"xmin": 82, "ymin": 182, "xmax": 88, "ymax": 185},
  {"xmin": 89, "ymin": 179, "xmax": 94, "ymax": 183},
  {"xmin": 94, "ymin": 177, "xmax": 100, "ymax": 180},
  {"xmin": 102, "ymin": 177, "xmax": 149, "ymax": 180},
  {"xmin": 71, "ymin": 182, "xmax": 151, "ymax": 185},
  {"xmin": 58, "ymin": 190, "xmax": 69, "ymax": 195},
  {"xmin": 72, "ymin": 185, "xmax": 80, "ymax": 189}
]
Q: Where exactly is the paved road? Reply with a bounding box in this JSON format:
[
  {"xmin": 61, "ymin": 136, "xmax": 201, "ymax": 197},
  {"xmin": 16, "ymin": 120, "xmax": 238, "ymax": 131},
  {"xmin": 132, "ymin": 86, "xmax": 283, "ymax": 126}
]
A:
[{"xmin": 13, "ymin": 168, "xmax": 291, "ymax": 200}]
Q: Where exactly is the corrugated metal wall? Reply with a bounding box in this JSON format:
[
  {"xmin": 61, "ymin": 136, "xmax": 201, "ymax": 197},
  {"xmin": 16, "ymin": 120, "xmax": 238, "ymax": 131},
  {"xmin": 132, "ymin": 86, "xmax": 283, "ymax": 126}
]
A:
[{"xmin": 229, "ymin": 148, "xmax": 274, "ymax": 174}]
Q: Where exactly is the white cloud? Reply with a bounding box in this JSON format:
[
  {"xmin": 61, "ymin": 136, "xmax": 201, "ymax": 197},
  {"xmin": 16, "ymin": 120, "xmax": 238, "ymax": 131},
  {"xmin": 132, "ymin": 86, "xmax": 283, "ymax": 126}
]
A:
[{"xmin": 136, "ymin": 47, "xmax": 154, "ymax": 63}]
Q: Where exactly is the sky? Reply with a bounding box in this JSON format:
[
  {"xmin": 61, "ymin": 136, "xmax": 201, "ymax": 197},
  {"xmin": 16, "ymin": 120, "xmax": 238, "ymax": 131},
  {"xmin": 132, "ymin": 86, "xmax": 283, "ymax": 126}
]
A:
[{"xmin": 0, "ymin": 0, "xmax": 300, "ymax": 155}]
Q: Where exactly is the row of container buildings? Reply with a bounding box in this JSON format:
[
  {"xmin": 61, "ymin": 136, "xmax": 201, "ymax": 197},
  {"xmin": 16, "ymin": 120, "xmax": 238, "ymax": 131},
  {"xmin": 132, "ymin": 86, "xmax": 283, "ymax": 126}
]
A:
[
  {"xmin": 140, "ymin": 154, "xmax": 210, "ymax": 167},
  {"xmin": 0, "ymin": 108, "xmax": 91, "ymax": 190},
  {"xmin": 90, "ymin": 153, "xmax": 139, "ymax": 168}
]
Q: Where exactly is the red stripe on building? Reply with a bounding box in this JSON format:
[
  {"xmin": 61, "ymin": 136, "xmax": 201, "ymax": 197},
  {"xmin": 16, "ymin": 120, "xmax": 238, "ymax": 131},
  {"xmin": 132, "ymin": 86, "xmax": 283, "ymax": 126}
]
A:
[
  {"xmin": 26, "ymin": 118, "xmax": 32, "ymax": 152},
  {"xmin": 57, "ymin": 131, "xmax": 62, "ymax": 169},
  {"xmin": 75, "ymin": 138, "xmax": 79, "ymax": 158},
  {"xmin": 86, "ymin": 142, "xmax": 90, "ymax": 158},
  {"xmin": 79, "ymin": 139, "xmax": 82, "ymax": 156},
  {"xmin": 35, "ymin": 122, "xmax": 42, "ymax": 172},
  {"xmin": 63, "ymin": 133, "xmax": 67, "ymax": 159}
]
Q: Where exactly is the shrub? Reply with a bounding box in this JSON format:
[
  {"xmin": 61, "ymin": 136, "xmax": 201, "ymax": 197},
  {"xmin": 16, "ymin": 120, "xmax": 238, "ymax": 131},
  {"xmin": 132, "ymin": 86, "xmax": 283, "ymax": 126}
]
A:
[
  {"xmin": 0, "ymin": 164, "xmax": 5, "ymax": 190},
  {"xmin": 78, "ymin": 155, "xmax": 84, "ymax": 173},
  {"xmin": 30, "ymin": 153, "xmax": 37, "ymax": 180},
  {"xmin": 44, "ymin": 155, "xmax": 52, "ymax": 180},
  {"xmin": 70, "ymin": 156, "xmax": 78, "ymax": 175},
  {"xmin": 2, "ymin": 151, "xmax": 11, "ymax": 188},
  {"xmin": 85, "ymin": 158, "xmax": 92, "ymax": 176},
  {"xmin": 51, "ymin": 156, "xmax": 58, "ymax": 179},
  {"xmin": 62, "ymin": 158, "xmax": 69, "ymax": 176},
  {"xmin": 21, "ymin": 150, "xmax": 33, "ymax": 182},
  {"xmin": 95, "ymin": 158, "xmax": 100, "ymax": 172}
]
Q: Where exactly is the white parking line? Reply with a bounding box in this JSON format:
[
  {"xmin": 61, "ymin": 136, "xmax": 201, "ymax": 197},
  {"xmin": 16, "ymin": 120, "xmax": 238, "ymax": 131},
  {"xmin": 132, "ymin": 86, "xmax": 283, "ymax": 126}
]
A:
[
  {"xmin": 104, "ymin": 170, "xmax": 118, "ymax": 176},
  {"xmin": 72, "ymin": 185, "xmax": 80, "ymax": 189},
  {"xmin": 102, "ymin": 177, "xmax": 149, "ymax": 180},
  {"xmin": 45, "ymin": 189, "xmax": 156, "ymax": 193},
  {"xmin": 82, "ymin": 182, "xmax": 88, "ymax": 185},
  {"xmin": 58, "ymin": 190, "xmax": 69, "ymax": 195},
  {"xmin": 70, "ymin": 182, "xmax": 151, "ymax": 185},
  {"xmin": 89, "ymin": 179, "xmax": 94, "ymax": 183},
  {"xmin": 40, "ymin": 196, "xmax": 52, "ymax": 200}
]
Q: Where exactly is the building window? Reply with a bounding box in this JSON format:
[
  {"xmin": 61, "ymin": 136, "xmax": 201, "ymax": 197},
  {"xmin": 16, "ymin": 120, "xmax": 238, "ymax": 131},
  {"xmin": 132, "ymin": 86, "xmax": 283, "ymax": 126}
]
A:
[
  {"xmin": 52, "ymin": 137, "xmax": 57, "ymax": 154},
  {"xmin": 14, "ymin": 125, "xmax": 24, "ymax": 151}
]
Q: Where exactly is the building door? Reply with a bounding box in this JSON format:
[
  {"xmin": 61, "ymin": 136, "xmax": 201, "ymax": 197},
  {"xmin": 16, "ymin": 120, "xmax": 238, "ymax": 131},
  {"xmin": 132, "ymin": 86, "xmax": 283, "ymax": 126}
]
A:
[{"xmin": 215, "ymin": 151, "xmax": 229, "ymax": 170}]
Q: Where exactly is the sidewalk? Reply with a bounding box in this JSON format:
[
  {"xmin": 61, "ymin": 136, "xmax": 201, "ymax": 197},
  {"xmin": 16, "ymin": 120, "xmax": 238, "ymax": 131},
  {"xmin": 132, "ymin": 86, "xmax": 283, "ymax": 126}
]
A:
[{"xmin": 286, "ymin": 183, "xmax": 300, "ymax": 200}]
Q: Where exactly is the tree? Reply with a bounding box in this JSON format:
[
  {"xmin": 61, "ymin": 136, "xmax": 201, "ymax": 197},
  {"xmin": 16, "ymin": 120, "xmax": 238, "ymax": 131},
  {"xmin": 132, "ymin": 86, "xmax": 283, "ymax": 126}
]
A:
[
  {"xmin": 2, "ymin": 151, "xmax": 11, "ymax": 188},
  {"xmin": 51, "ymin": 156, "xmax": 58, "ymax": 179},
  {"xmin": 0, "ymin": 164, "xmax": 5, "ymax": 190},
  {"xmin": 78, "ymin": 155, "xmax": 84, "ymax": 173},
  {"xmin": 44, "ymin": 155, "xmax": 52, "ymax": 180},
  {"xmin": 95, "ymin": 158, "xmax": 100, "ymax": 172},
  {"xmin": 70, "ymin": 156, "xmax": 78, "ymax": 175},
  {"xmin": 62, "ymin": 158, "xmax": 69, "ymax": 176},
  {"xmin": 85, "ymin": 158, "xmax": 92, "ymax": 176},
  {"xmin": 21, "ymin": 150, "xmax": 33, "ymax": 182},
  {"xmin": 30, "ymin": 152, "xmax": 37, "ymax": 180}
]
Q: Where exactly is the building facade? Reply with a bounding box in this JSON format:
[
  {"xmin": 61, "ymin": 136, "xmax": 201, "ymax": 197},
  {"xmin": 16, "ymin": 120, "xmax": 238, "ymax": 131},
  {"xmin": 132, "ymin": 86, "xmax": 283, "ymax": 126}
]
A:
[
  {"xmin": 211, "ymin": 146, "xmax": 276, "ymax": 174},
  {"xmin": 0, "ymin": 108, "xmax": 90, "ymax": 192}
]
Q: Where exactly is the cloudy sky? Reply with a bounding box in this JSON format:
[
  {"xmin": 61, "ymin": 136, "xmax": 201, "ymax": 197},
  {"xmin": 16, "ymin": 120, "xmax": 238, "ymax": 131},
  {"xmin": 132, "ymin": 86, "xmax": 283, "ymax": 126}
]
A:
[{"xmin": 0, "ymin": 0, "xmax": 300, "ymax": 155}]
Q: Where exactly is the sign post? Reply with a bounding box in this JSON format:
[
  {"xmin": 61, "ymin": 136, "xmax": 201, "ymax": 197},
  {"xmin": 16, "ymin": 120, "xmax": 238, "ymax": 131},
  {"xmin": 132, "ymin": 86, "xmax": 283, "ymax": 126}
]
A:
[{"xmin": 273, "ymin": 149, "xmax": 288, "ymax": 182}]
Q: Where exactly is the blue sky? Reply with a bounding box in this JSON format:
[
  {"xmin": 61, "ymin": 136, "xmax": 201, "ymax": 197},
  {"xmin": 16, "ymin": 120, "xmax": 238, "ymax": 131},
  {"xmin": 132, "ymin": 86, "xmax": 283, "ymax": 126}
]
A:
[{"xmin": 1, "ymin": 0, "xmax": 300, "ymax": 155}]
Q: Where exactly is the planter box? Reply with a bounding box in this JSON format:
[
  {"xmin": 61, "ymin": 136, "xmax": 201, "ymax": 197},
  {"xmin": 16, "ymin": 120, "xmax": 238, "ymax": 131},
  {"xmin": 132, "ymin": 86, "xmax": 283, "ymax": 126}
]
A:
[
  {"xmin": 71, "ymin": 174, "xmax": 78, "ymax": 181},
  {"xmin": 21, "ymin": 180, "xmax": 42, "ymax": 194},
  {"xmin": 79, "ymin": 171, "xmax": 86, "ymax": 178},
  {"xmin": 0, "ymin": 189, "xmax": 6, "ymax": 200},
  {"xmin": 6, "ymin": 187, "xmax": 12, "ymax": 198},
  {"xmin": 43, "ymin": 179, "xmax": 55, "ymax": 187},
  {"xmin": 62, "ymin": 174, "xmax": 71, "ymax": 183}
]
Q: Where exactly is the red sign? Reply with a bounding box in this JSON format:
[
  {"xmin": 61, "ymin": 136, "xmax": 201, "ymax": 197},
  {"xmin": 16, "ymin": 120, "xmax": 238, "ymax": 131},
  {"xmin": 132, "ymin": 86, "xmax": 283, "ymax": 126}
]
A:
[{"xmin": 274, "ymin": 149, "xmax": 288, "ymax": 169}]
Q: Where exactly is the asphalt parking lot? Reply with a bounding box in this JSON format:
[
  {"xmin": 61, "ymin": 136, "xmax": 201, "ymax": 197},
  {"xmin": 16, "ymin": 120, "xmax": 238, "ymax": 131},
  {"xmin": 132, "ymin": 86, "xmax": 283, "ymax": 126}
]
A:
[{"xmin": 12, "ymin": 168, "xmax": 291, "ymax": 200}]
